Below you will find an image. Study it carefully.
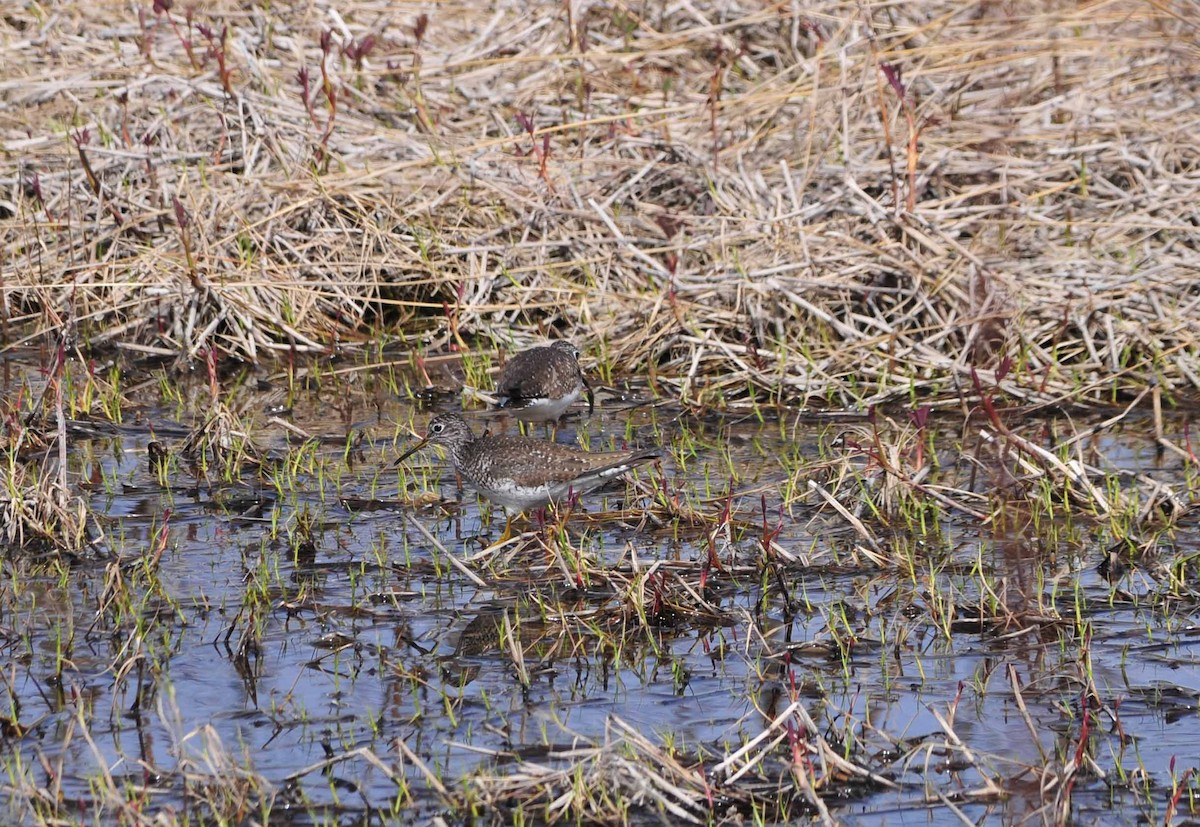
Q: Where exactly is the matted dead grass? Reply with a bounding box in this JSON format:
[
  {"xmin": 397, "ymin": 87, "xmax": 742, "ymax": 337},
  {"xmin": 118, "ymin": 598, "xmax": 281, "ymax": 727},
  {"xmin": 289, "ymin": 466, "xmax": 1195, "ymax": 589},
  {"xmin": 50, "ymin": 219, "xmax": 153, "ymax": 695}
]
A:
[{"xmin": 1, "ymin": 0, "xmax": 1198, "ymax": 407}]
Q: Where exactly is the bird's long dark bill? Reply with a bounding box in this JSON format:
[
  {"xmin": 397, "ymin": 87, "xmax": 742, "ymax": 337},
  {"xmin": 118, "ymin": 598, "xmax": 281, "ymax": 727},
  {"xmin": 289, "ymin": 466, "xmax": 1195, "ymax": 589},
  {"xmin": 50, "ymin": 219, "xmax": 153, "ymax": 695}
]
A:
[
  {"xmin": 392, "ymin": 435, "xmax": 430, "ymax": 466},
  {"xmin": 584, "ymin": 381, "xmax": 595, "ymax": 416}
]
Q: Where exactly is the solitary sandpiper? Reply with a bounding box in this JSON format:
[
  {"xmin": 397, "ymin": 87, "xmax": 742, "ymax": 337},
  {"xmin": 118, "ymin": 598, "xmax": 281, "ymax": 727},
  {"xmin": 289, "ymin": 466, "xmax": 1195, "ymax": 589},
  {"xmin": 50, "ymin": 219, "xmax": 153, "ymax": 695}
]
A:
[
  {"xmin": 395, "ymin": 411, "xmax": 658, "ymax": 544},
  {"xmin": 494, "ymin": 341, "xmax": 594, "ymax": 425}
]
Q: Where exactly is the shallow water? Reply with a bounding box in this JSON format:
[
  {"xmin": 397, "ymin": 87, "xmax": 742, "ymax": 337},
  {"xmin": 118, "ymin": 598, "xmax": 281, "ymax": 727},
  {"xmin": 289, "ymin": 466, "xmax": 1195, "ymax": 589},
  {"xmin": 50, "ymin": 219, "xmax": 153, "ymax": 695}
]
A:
[{"xmin": 2, "ymin": 355, "xmax": 1198, "ymax": 825}]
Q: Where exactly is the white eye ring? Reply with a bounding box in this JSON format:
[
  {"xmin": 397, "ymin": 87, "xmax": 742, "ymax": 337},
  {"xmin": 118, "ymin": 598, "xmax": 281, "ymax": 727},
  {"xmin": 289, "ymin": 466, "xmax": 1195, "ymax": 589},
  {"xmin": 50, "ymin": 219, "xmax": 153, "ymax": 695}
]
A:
[{"xmin": 431, "ymin": 422, "xmax": 444, "ymax": 433}]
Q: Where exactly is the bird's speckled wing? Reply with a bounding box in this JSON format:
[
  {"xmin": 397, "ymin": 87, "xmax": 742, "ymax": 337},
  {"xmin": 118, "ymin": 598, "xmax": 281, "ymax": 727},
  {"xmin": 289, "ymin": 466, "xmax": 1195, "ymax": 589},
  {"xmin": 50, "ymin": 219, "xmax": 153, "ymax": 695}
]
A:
[
  {"xmin": 465, "ymin": 436, "xmax": 657, "ymax": 490},
  {"xmin": 496, "ymin": 349, "xmax": 578, "ymax": 403}
]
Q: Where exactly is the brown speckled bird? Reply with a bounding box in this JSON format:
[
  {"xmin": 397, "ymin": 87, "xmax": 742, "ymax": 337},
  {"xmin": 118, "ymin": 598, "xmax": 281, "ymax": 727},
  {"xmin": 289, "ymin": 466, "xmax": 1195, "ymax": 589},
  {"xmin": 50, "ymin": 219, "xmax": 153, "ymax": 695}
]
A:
[
  {"xmin": 396, "ymin": 412, "xmax": 658, "ymax": 543},
  {"xmin": 494, "ymin": 341, "xmax": 594, "ymax": 424}
]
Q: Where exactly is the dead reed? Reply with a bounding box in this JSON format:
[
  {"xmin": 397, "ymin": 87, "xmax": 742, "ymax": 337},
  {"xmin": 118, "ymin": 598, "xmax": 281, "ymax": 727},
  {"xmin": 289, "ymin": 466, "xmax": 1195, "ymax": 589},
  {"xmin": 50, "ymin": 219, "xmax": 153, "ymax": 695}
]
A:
[{"xmin": 1, "ymin": 0, "xmax": 1197, "ymax": 407}]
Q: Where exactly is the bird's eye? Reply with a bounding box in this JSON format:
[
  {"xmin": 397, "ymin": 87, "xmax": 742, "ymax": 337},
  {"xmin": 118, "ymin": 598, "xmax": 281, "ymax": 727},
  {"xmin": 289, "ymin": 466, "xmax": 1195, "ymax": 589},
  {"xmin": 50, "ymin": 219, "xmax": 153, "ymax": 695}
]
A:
[{"xmin": 431, "ymin": 422, "xmax": 444, "ymax": 433}]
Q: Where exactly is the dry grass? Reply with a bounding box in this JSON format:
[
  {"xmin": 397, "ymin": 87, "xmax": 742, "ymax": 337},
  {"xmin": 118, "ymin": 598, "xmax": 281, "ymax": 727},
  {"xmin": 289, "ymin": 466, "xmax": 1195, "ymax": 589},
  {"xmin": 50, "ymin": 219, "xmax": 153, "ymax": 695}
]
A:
[{"xmin": 3, "ymin": 0, "xmax": 1199, "ymax": 405}]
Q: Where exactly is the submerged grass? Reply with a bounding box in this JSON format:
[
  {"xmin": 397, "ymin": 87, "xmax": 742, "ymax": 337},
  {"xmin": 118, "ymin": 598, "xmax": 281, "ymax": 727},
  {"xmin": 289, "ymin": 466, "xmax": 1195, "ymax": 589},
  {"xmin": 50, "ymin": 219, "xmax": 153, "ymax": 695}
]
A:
[{"xmin": 0, "ymin": 350, "xmax": 1197, "ymax": 824}]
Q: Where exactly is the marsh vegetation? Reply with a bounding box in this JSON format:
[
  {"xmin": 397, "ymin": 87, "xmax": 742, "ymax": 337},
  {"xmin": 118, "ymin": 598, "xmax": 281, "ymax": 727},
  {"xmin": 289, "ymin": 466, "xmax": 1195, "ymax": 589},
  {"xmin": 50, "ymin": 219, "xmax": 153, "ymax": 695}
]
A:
[{"xmin": 1, "ymin": 0, "xmax": 1199, "ymax": 824}]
